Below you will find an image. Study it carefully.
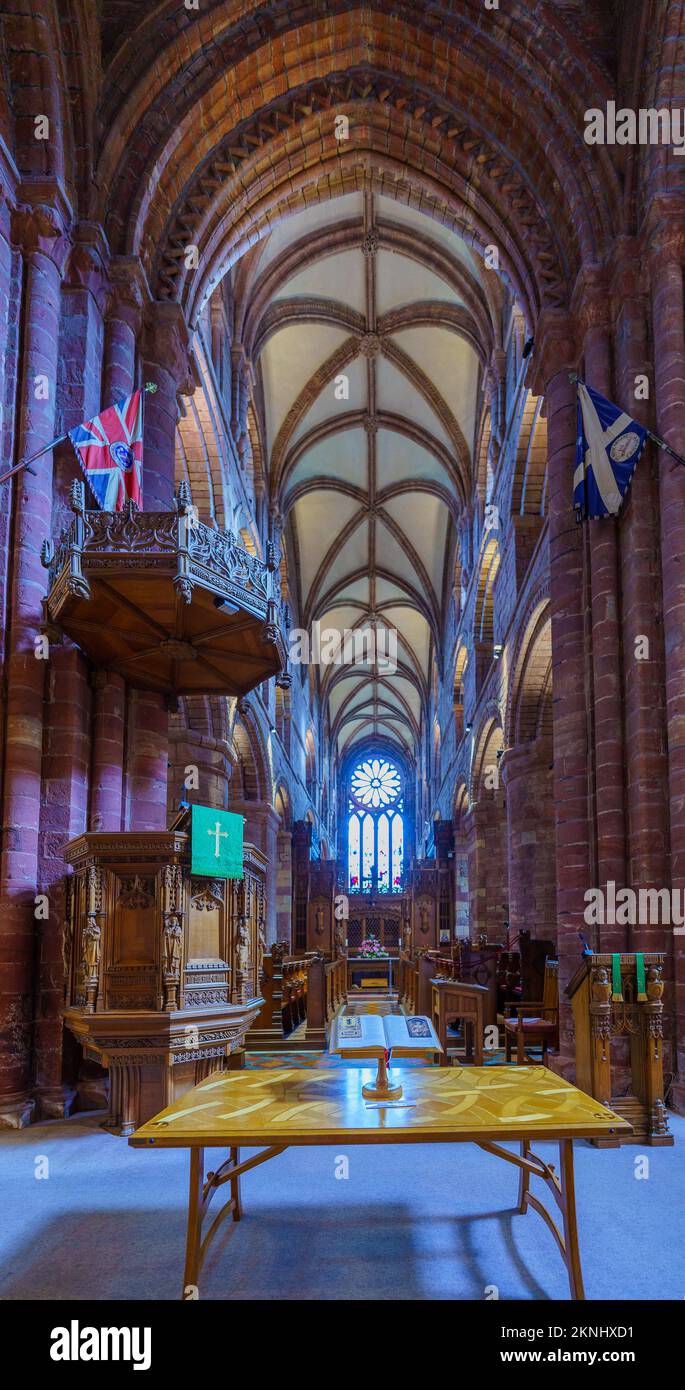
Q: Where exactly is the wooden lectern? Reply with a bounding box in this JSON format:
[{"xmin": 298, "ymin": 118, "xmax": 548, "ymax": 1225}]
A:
[
  {"xmin": 61, "ymin": 812, "xmax": 266, "ymax": 1134},
  {"xmin": 567, "ymin": 952, "xmax": 673, "ymax": 1146}
]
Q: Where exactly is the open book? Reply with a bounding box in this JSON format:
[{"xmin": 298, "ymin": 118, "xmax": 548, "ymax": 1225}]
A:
[{"xmin": 332, "ymin": 1012, "xmax": 442, "ymax": 1059}]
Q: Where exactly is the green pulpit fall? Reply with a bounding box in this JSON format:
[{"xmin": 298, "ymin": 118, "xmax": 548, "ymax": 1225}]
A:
[{"xmin": 191, "ymin": 805, "xmax": 244, "ymax": 879}]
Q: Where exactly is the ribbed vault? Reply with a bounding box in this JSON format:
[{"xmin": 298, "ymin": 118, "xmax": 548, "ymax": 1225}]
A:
[{"xmin": 234, "ymin": 188, "xmax": 492, "ymax": 755}]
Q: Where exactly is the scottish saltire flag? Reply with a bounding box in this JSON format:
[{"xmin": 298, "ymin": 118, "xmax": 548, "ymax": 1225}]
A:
[
  {"xmin": 574, "ymin": 382, "xmax": 647, "ymax": 520},
  {"xmin": 68, "ymin": 391, "xmax": 143, "ymax": 510}
]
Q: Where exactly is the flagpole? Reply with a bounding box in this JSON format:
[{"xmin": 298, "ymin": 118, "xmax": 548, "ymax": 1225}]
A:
[
  {"xmin": 0, "ymin": 382, "xmax": 158, "ymax": 489},
  {"xmin": 0, "ymin": 433, "xmax": 66, "ymax": 486},
  {"xmin": 645, "ymin": 430, "xmax": 685, "ymax": 470},
  {"xmin": 569, "ymin": 371, "xmax": 685, "ymax": 471},
  {"xmin": 568, "ymin": 372, "xmax": 591, "ymax": 522}
]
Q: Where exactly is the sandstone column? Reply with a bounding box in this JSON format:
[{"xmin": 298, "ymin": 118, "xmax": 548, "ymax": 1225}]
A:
[
  {"xmin": 0, "ymin": 200, "xmax": 69, "ymax": 1127},
  {"xmin": 143, "ymin": 301, "xmax": 194, "ymax": 511},
  {"xmin": 34, "ymin": 230, "xmax": 107, "ymax": 1116},
  {"xmin": 575, "ymin": 272, "xmax": 627, "ymax": 929},
  {"xmin": 90, "ymin": 263, "xmax": 147, "ymax": 832},
  {"xmin": 501, "ymin": 738, "xmax": 556, "ymax": 937},
  {"xmin": 126, "ymin": 303, "xmax": 195, "ymax": 829},
  {"xmin": 230, "ymin": 800, "xmax": 280, "ymax": 942},
  {"xmin": 275, "ymin": 829, "xmax": 293, "ymax": 947},
  {"xmin": 528, "ymin": 312, "xmax": 588, "ymax": 1070},
  {"xmin": 651, "ymin": 223, "xmax": 685, "ymax": 1107},
  {"xmin": 613, "ymin": 241, "xmax": 669, "ymax": 933},
  {"xmin": 167, "ymin": 727, "xmax": 234, "ymax": 817}
]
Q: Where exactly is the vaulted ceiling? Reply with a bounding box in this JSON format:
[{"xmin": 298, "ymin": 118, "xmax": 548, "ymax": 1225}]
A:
[{"xmin": 238, "ymin": 190, "xmax": 496, "ymax": 758}]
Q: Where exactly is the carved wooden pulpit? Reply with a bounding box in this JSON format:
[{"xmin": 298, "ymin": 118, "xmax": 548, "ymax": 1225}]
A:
[
  {"xmin": 567, "ymin": 952, "xmax": 673, "ymax": 1146},
  {"xmin": 62, "ymin": 819, "xmax": 267, "ymax": 1134}
]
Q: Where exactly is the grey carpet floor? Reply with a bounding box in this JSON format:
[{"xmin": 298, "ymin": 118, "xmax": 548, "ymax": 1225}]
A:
[{"xmin": 0, "ymin": 1107, "xmax": 683, "ymax": 1301}]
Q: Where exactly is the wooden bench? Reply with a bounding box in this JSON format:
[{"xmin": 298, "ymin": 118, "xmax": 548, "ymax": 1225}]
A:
[{"xmin": 247, "ymin": 946, "xmax": 345, "ymax": 1051}]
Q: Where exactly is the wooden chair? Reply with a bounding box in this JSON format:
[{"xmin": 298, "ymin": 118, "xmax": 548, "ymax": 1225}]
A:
[{"xmin": 504, "ymin": 958, "xmax": 559, "ymax": 1064}]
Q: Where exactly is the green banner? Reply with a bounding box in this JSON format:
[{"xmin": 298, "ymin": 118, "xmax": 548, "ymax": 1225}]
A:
[
  {"xmin": 635, "ymin": 951, "xmax": 647, "ymax": 1002},
  {"xmin": 191, "ymin": 805, "xmax": 244, "ymax": 878},
  {"xmin": 611, "ymin": 952, "xmax": 623, "ymax": 1002}
]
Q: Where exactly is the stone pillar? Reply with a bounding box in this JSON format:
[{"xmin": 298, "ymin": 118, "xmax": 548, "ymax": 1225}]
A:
[
  {"xmin": 35, "ymin": 649, "xmax": 90, "ymax": 1116},
  {"xmin": 89, "ymin": 671, "xmax": 125, "ymax": 831},
  {"xmin": 143, "ymin": 302, "xmax": 194, "ymax": 511},
  {"xmin": 464, "ymin": 797, "xmax": 508, "ymax": 942},
  {"xmin": 230, "ymin": 800, "xmax": 280, "ymax": 942},
  {"xmin": 612, "ymin": 242, "xmax": 669, "ymax": 924},
  {"xmin": 167, "ymin": 727, "xmax": 234, "ymax": 817},
  {"xmin": 651, "ymin": 228, "xmax": 685, "ymax": 1107},
  {"xmin": 100, "ymin": 261, "xmax": 147, "ymax": 832},
  {"xmin": 231, "ymin": 346, "xmax": 252, "ymax": 468},
  {"xmin": 0, "ymin": 178, "xmax": 20, "ymax": 882},
  {"xmin": 576, "ymin": 274, "xmax": 627, "ymax": 923},
  {"xmin": 102, "ymin": 257, "xmax": 146, "ymax": 405},
  {"xmin": 275, "ymin": 829, "xmax": 293, "ymax": 946},
  {"xmin": 126, "ymin": 303, "xmax": 194, "ymax": 827},
  {"xmin": 0, "ymin": 201, "xmax": 69, "ymax": 1128},
  {"xmin": 502, "ymin": 738, "xmax": 556, "ymax": 937},
  {"xmin": 127, "ymin": 690, "xmax": 169, "ymax": 831},
  {"xmin": 34, "ymin": 228, "xmax": 107, "ymax": 1118},
  {"xmin": 528, "ymin": 312, "xmax": 587, "ymax": 1072}
]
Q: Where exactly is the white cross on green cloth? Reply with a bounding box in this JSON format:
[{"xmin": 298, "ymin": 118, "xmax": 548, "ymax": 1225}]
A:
[{"xmin": 191, "ymin": 805, "xmax": 244, "ymax": 878}]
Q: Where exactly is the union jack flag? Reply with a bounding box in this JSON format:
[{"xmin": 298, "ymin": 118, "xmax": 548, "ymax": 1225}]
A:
[{"xmin": 68, "ymin": 391, "xmax": 143, "ymax": 510}]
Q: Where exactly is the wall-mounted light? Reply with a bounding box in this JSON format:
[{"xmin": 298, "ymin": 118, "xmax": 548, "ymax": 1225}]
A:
[
  {"xmin": 465, "ymin": 721, "xmax": 472, "ymax": 733},
  {"xmin": 493, "ymin": 643, "xmax": 503, "ymax": 659},
  {"xmin": 213, "ymin": 596, "xmax": 240, "ymax": 614}
]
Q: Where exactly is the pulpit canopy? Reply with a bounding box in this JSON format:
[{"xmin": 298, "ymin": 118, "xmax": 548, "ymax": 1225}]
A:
[{"xmin": 41, "ymin": 480, "xmax": 289, "ymax": 697}]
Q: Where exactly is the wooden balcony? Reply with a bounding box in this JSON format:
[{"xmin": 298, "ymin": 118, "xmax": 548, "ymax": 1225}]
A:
[{"xmin": 41, "ymin": 480, "xmax": 289, "ymax": 698}]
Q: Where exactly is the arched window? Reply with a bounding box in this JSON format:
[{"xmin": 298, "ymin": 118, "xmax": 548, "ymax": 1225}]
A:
[{"xmin": 347, "ymin": 757, "xmax": 404, "ymax": 893}]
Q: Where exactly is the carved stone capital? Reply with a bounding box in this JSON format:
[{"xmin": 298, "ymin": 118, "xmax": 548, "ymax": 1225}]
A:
[
  {"xmin": 645, "ymin": 199, "xmax": 685, "ymax": 271},
  {"xmin": 608, "ymin": 236, "xmax": 643, "ymax": 303},
  {"xmin": 107, "ymin": 256, "xmax": 149, "ymax": 334},
  {"xmin": 571, "ymin": 263, "xmax": 611, "ymax": 337},
  {"xmin": 144, "ymin": 301, "xmax": 196, "ymax": 394},
  {"xmin": 64, "ymin": 224, "xmax": 110, "ymax": 310},
  {"xmin": 525, "ymin": 308, "xmax": 577, "ymax": 395},
  {"xmin": 11, "ymin": 202, "xmax": 71, "ymax": 272}
]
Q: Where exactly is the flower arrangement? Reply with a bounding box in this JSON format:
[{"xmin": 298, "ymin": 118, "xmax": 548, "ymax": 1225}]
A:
[{"xmin": 358, "ymin": 936, "xmax": 385, "ymax": 958}]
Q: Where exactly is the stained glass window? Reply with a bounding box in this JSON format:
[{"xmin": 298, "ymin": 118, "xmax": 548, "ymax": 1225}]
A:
[
  {"xmin": 347, "ymin": 755, "xmax": 404, "ymax": 892},
  {"xmin": 348, "ymin": 813, "xmax": 360, "ymax": 889},
  {"xmin": 391, "ymin": 814, "xmax": 403, "ymax": 889},
  {"xmin": 362, "ymin": 812, "xmax": 374, "ymax": 889},
  {"xmin": 377, "ymin": 813, "xmax": 389, "ymax": 889}
]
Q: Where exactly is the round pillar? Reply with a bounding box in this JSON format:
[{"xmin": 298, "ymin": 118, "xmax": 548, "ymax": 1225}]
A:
[
  {"xmin": 501, "ymin": 738, "xmax": 555, "ymax": 937},
  {"xmin": 528, "ymin": 312, "xmax": 587, "ymax": 1072},
  {"xmin": 143, "ymin": 302, "xmax": 194, "ymax": 511},
  {"xmin": 0, "ymin": 204, "xmax": 69, "ymax": 1127},
  {"xmin": 652, "ymin": 234, "xmax": 685, "ymax": 1106}
]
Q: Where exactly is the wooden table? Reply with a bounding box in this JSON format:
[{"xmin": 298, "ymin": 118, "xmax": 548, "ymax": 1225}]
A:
[
  {"xmin": 129, "ymin": 1064, "xmax": 631, "ymax": 1300},
  {"xmin": 432, "ymin": 978, "xmax": 489, "ymax": 1065}
]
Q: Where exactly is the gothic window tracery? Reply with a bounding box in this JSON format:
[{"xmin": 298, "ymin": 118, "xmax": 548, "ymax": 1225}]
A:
[{"xmin": 347, "ymin": 757, "xmax": 404, "ymax": 893}]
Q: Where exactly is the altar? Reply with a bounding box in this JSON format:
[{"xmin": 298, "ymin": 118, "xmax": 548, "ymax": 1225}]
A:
[{"xmin": 347, "ymin": 955, "xmax": 395, "ymax": 992}]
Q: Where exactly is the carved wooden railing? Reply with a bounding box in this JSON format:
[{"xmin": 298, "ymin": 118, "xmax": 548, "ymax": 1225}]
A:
[
  {"xmin": 40, "ymin": 482, "xmax": 290, "ymax": 697},
  {"xmin": 43, "ymin": 482, "xmax": 286, "ymax": 631},
  {"xmin": 325, "ymin": 955, "xmax": 347, "ymax": 1020},
  {"xmin": 399, "ymin": 954, "xmax": 418, "ymax": 1013}
]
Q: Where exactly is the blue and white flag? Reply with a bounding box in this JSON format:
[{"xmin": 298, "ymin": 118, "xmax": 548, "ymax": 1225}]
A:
[{"xmin": 574, "ymin": 382, "xmax": 647, "ymax": 520}]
